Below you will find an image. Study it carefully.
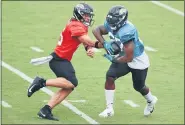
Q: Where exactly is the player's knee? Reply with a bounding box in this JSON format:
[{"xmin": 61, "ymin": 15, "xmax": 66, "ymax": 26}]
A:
[
  {"xmin": 139, "ymin": 85, "xmax": 149, "ymax": 95},
  {"xmin": 68, "ymin": 77, "xmax": 78, "ymax": 88},
  {"xmin": 105, "ymin": 77, "xmax": 115, "ymax": 90},
  {"xmin": 106, "ymin": 74, "xmax": 116, "ymax": 84},
  {"xmin": 133, "ymin": 80, "xmax": 145, "ymax": 92},
  {"xmin": 105, "ymin": 73, "xmax": 116, "ymax": 89},
  {"xmin": 106, "ymin": 71, "xmax": 117, "ymax": 82},
  {"xmin": 133, "ymin": 82, "xmax": 149, "ymax": 95}
]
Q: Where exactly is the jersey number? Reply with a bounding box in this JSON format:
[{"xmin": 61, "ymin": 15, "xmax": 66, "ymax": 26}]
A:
[
  {"xmin": 58, "ymin": 34, "xmax": 63, "ymax": 46},
  {"xmin": 58, "ymin": 28, "xmax": 65, "ymax": 46}
]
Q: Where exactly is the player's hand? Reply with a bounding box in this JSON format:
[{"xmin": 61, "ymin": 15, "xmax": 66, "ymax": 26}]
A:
[
  {"xmin": 86, "ymin": 48, "xmax": 94, "ymax": 58},
  {"xmin": 103, "ymin": 41, "xmax": 114, "ymax": 55},
  {"xmin": 103, "ymin": 54, "xmax": 115, "ymax": 62}
]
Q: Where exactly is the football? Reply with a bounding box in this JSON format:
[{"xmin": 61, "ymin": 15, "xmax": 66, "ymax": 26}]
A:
[{"xmin": 111, "ymin": 41, "xmax": 121, "ymax": 55}]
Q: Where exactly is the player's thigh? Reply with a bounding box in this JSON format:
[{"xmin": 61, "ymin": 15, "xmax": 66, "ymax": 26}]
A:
[
  {"xmin": 106, "ymin": 62, "xmax": 130, "ymax": 79},
  {"xmin": 49, "ymin": 59, "xmax": 78, "ymax": 87},
  {"xmin": 131, "ymin": 68, "xmax": 148, "ymax": 89}
]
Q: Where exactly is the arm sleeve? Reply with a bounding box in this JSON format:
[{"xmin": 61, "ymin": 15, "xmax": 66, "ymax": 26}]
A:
[
  {"xmin": 104, "ymin": 21, "xmax": 111, "ymax": 32},
  {"xmin": 70, "ymin": 25, "xmax": 87, "ymax": 37},
  {"xmin": 120, "ymin": 29, "xmax": 135, "ymax": 44}
]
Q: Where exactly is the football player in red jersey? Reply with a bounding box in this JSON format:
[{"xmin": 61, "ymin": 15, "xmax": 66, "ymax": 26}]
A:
[{"xmin": 27, "ymin": 3, "xmax": 103, "ymax": 121}]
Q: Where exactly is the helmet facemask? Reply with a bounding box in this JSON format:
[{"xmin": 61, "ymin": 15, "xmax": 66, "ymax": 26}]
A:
[
  {"xmin": 73, "ymin": 3, "xmax": 95, "ymax": 26},
  {"xmin": 106, "ymin": 7, "xmax": 128, "ymax": 32},
  {"xmin": 79, "ymin": 11, "xmax": 94, "ymax": 26}
]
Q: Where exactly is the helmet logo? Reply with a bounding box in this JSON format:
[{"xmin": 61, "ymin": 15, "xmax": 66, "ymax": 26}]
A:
[
  {"xmin": 76, "ymin": 4, "xmax": 84, "ymax": 9},
  {"xmin": 119, "ymin": 8, "xmax": 126, "ymax": 15}
]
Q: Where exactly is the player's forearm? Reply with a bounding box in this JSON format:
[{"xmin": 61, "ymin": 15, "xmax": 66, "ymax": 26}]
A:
[
  {"xmin": 92, "ymin": 27, "xmax": 106, "ymax": 44},
  {"xmin": 76, "ymin": 35, "xmax": 96, "ymax": 47},
  {"xmin": 115, "ymin": 41, "xmax": 134, "ymax": 63},
  {"xmin": 79, "ymin": 35, "xmax": 103, "ymax": 48},
  {"xmin": 115, "ymin": 56, "xmax": 133, "ymax": 63},
  {"xmin": 83, "ymin": 40, "xmax": 96, "ymax": 47}
]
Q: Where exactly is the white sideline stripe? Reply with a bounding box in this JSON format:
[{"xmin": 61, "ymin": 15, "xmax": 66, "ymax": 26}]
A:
[
  {"xmin": 68, "ymin": 100, "xmax": 86, "ymax": 103},
  {"xmin": 145, "ymin": 46, "xmax": 158, "ymax": 52},
  {"xmin": 1, "ymin": 101, "xmax": 12, "ymax": 108},
  {"xmin": 30, "ymin": 46, "xmax": 44, "ymax": 52},
  {"xmin": 43, "ymin": 100, "xmax": 87, "ymax": 103},
  {"xmin": 1, "ymin": 61, "xmax": 99, "ymax": 124},
  {"xmin": 44, "ymin": 100, "xmax": 86, "ymax": 103},
  {"xmin": 150, "ymin": 1, "xmax": 184, "ymax": 17},
  {"xmin": 123, "ymin": 100, "xmax": 140, "ymax": 108}
]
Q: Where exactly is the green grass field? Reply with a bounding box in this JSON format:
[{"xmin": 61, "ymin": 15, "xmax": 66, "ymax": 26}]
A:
[{"xmin": 2, "ymin": 1, "xmax": 184, "ymax": 124}]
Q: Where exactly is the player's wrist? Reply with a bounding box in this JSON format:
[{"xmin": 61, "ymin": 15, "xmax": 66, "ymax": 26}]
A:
[
  {"xmin": 85, "ymin": 45, "xmax": 91, "ymax": 51},
  {"xmin": 95, "ymin": 41, "xmax": 101, "ymax": 48}
]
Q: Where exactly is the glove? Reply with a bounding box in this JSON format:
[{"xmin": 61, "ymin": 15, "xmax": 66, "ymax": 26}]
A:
[
  {"xmin": 103, "ymin": 54, "xmax": 117, "ymax": 63},
  {"xmin": 103, "ymin": 41, "xmax": 115, "ymax": 55}
]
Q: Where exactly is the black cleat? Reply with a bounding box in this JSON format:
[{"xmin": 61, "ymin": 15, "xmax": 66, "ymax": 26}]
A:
[
  {"xmin": 27, "ymin": 76, "xmax": 46, "ymax": 97},
  {"xmin": 37, "ymin": 105, "xmax": 59, "ymax": 121}
]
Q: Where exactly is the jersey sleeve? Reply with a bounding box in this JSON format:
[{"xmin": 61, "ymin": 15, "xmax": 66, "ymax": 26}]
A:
[
  {"xmin": 104, "ymin": 21, "xmax": 112, "ymax": 32},
  {"xmin": 120, "ymin": 29, "xmax": 136, "ymax": 44},
  {"xmin": 70, "ymin": 24, "xmax": 87, "ymax": 37}
]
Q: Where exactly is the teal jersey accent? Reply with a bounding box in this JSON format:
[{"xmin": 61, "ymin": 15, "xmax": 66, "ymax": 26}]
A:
[{"xmin": 104, "ymin": 21, "xmax": 144, "ymax": 57}]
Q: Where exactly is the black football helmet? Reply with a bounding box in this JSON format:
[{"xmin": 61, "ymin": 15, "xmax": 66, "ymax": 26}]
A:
[
  {"xmin": 73, "ymin": 3, "xmax": 94, "ymax": 26},
  {"xmin": 106, "ymin": 5, "xmax": 128, "ymax": 32}
]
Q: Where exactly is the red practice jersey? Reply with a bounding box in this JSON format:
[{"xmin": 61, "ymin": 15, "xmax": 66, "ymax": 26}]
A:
[{"xmin": 54, "ymin": 19, "xmax": 88, "ymax": 61}]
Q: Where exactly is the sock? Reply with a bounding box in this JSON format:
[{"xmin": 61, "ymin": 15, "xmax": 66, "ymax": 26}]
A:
[
  {"xmin": 144, "ymin": 91, "xmax": 154, "ymax": 103},
  {"xmin": 105, "ymin": 89, "xmax": 115, "ymax": 109}
]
